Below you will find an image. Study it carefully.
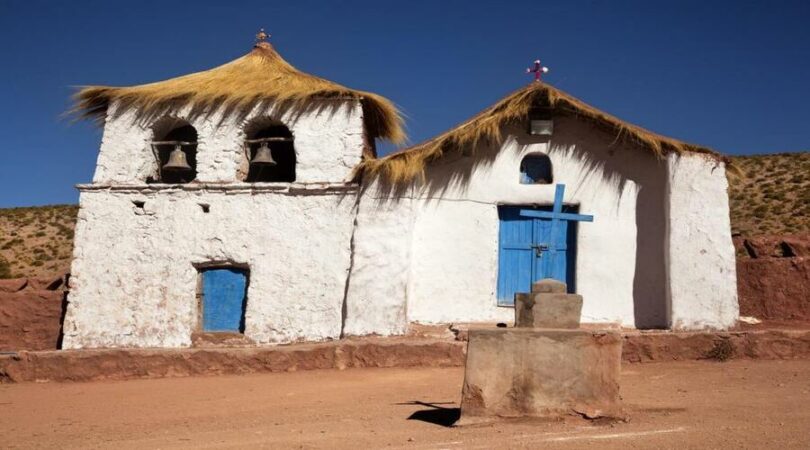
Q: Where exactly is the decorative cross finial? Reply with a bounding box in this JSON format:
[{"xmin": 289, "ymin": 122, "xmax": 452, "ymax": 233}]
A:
[
  {"xmin": 255, "ymin": 28, "xmax": 270, "ymax": 44},
  {"xmin": 526, "ymin": 59, "xmax": 550, "ymax": 82}
]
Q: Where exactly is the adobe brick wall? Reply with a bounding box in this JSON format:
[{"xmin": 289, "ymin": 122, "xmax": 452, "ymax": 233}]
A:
[
  {"xmin": 733, "ymin": 234, "xmax": 809, "ymax": 321},
  {"xmin": 0, "ymin": 276, "xmax": 66, "ymax": 351},
  {"xmin": 737, "ymin": 258, "xmax": 810, "ymax": 320}
]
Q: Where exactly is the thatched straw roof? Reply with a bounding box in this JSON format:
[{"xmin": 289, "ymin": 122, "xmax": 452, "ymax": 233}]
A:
[
  {"xmin": 73, "ymin": 42, "xmax": 405, "ymax": 143},
  {"xmin": 357, "ymin": 82, "xmax": 727, "ymax": 183}
]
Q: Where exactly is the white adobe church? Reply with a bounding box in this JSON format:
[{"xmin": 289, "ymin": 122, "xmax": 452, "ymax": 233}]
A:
[{"xmin": 62, "ymin": 35, "xmax": 739, "ymax": 349}]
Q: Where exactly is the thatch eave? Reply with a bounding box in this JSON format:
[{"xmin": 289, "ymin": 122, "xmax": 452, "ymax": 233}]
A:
[
  {"xmin": 71, "ymin": 42, "xmax": 405, "ymax": 144},
  {"xmin": 356, "ymin": 82, "xmax": 732, "ymax": 183}
]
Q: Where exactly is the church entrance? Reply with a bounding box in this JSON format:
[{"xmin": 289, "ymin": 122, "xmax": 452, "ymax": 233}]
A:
[
  {"xmin": 496, "ymin": 185, "xmax": 593, "ymax": 306},
  {"xmin": 200, "ymin": 267, "xmax": 249, "ymax": 332},
  {"xmin": 496, "ymin": 205, "xmax": 578, "ymax": 305}
]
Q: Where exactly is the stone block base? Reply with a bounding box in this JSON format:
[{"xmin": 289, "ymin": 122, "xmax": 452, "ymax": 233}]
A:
[
  {"xmin": 515, "ymin": 292, "xmax": 583, "ymax": 329},
  {"xmin": 459, "ymin": 328, "xmax": 624, "ymax": 424}
]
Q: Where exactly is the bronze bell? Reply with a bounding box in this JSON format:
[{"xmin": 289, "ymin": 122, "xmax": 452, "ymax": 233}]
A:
[
  {"xmin": 251, "ymin": 142, "xmax": 277, "ymax": 166},
  {"xmin": 162, "ymin": 145, "xmax": 192, "ymax": 172}
]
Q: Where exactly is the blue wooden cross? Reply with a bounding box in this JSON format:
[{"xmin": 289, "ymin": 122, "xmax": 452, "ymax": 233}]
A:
[{"xmin": 518, "ymin": 183, "xmax": 593, "ymax": 271}]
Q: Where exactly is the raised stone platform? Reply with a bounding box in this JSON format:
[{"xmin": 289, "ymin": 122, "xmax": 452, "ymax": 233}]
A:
[
  {"xmin": 458, "ymin": 328, "xmax": 624, "ymax": 423},
  {"xmin": 1, "ymin": 329, "xmax": 809, "ymax": 384}
]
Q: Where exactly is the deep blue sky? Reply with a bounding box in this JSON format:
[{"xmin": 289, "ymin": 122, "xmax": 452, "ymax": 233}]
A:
[{"xmin": 1, "ymin": 0, "xmax": 808, "ymax": 207}]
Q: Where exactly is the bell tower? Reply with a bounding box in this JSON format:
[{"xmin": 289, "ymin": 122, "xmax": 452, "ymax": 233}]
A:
[{"xmin": 63, "ymin": 33, "xmax": 403, "ymax": 349}]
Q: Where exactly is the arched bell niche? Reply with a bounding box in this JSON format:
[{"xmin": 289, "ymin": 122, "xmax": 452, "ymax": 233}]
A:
[
  {"xmin": 149, "ymin": 117, "xmax": 198, "ymax": 184},
  {"xmin": 241, "ymin": 117, "xmax": 296, "ymax": 182}
]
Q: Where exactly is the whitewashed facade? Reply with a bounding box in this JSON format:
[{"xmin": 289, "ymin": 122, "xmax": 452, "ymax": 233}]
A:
[
  {"xmin": 63, "ymin": 64, "xmax": 738, "ymax": 349},
  {"xmin": 62, "ymin": 100, "xmax": 365, "ymax": 348},
  {"xmin": 345, "ymin": 118, "xmax": 739, "ymax": 335}
]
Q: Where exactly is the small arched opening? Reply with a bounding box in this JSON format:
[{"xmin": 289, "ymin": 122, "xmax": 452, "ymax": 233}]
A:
[
  {"xmin": 150, "ymin": 118, "xmax": 198, "ymax": 184},
  {"xmin": 519, "ymin": 153, "xmax": 553, "ymax": 184},
  {"xmin": 243, "ymin": 118, "xmax": 296, "ymax": 182}
]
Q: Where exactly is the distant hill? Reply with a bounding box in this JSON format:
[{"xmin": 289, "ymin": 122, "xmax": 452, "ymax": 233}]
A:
[
  {"xmin": 0, "ymin": 205, "xmax": 78, "ymax": 279},
  {"xmin": 728, "ymin": 152, "xmax": 810, "ymax": 236},
  {"xmin": 0, "ymin": 152, "xmax": 807, "ymax": 279}
]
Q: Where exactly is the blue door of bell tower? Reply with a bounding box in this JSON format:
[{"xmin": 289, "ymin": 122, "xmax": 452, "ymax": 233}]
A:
[
  {"xmin": 496, "ymin": 205, "xmax": 578, "ymax": 305},
  {"xmin": 202, "ymin": 268, "xmax": 248, "ymax": 332}
]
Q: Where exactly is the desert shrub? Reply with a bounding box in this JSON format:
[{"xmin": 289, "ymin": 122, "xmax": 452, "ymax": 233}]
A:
[
  {"xmin": 705, "ymin": 339, "xmax": 734, "ymax": 361},
  {"xmin": 0, "ymin": 255, "xmax": 11, "ymax": 279},
  {"xmin": 767, "ymin": 192, "xmax": 786, "ymax": 201},
  {"xmin": 752, "ymin": 205, "xmax": 769, "ymax": 218},
  {"xmin": 1, "ymin": 238, "xmax": 21, "ymax": 249}
]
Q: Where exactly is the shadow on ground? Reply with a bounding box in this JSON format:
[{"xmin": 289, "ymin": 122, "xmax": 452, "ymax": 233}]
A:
[{"xmin": 399, "ymin": 400, "xmax": 461, "ymax": 427}]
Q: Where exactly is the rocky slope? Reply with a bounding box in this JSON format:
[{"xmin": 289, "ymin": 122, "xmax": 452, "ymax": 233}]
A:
[
  {"xmin": 728, "ymin": 152, "xmax": 810, "ymax": 236},
  {"xmin": 0, "ymin": 205, "xmax": 78, "ymax": 278}
]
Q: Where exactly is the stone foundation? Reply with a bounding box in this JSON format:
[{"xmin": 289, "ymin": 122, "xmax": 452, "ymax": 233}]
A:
[{"xmin": 459, "ymin": 328, "xmax": 624, "ymax": 423}]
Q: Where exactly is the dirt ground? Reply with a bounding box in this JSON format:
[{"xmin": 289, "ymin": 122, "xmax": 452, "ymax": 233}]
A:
[{"xmin": 1, "ymin": 360, "xmax": 809, "ymax": 449}]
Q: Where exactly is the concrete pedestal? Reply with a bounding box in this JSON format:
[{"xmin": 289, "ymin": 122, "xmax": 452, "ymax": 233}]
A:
[
  {"xmin": 459, "ymin": 328, "xmax": 624, "ymax": 423},
  {"xmin": 515, "ymin": 292, "xmax": 583, "ymax": 329},
  {"xmin": 515, "ymin": 279, "xmax": 583, "ymax": 329}
]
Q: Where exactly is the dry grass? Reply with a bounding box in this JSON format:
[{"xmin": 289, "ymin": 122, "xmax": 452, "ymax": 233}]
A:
[
  {"xmin": 357, "ymin": 82, "xmax": 727, "ymax": 183},
  {"xmin": 728, "ymin": 152, "xmax": 810, "ymax": 236},
  {"xmin": 0, "ymin": 205, "xmax": 78, "ymax": 279},
  {"xmin": 73, "ymin": 42, "xmax": 404, "ymax": 144}
]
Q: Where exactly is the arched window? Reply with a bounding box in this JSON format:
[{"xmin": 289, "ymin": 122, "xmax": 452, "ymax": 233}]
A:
[
  {"xmin": 520, "ymin": 154, "xmax": 553, "ymax": 184},
  {"xmin": 150, "ymin": 118, "xmax": 198, "ymax": 184},
  {"xmin": 243, "ymin": 118, "xmax": 296, "ymax": 182}
]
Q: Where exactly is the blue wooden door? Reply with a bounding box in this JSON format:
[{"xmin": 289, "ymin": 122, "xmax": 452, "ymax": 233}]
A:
[
  {"xmin": 497, "ymin": 206, "xmax": 577, "ymax": 305},
  {"xmin": 202, "ymin": 268, "xmax": 248, "ymax": 332}
]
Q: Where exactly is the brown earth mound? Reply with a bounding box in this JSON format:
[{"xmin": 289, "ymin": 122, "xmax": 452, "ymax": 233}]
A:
[{"xmin": 0, "ymin": 275, "xmax": 67, "ymax": 351}]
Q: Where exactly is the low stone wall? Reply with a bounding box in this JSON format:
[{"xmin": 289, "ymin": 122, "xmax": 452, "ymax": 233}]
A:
[
  {"xmin": 0, "ymin": 275, "xmax": 67, "ymax": 352},
  {"xmin": 0, "ymin": 338, "xmax": 465, "ymax": 383},
  {"xmin": 621, "ymin": 329, "xmax": 810, "ymax": 362},
  {"xmin": 2, "ymin": 329, "xmax": 810, "ymax": 383}
]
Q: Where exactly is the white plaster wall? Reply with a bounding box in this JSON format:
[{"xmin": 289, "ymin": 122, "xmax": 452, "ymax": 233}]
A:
[
  {"xmin": 93, "ymin": 99, "xmax": 365, "ymax": 184},
  {"xmin": 666, "ymin": 153, "xmax": 739, "ymax": 329},
  {"xmin": 349, "ymin": 117, "xmax": 664, "ymax": 332},
  {"xmin": 342, "ymin": 183, "xmax": 413, "ymax": 336},
  {"xmin": 405, "ymin": 120, "xmax": 644, "ymax": 326},
  {"xmin": 62, "ymin": 186, "xmax": 358, "ymax": 348}
]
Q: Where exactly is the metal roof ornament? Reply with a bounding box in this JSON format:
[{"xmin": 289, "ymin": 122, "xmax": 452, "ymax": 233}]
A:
[
  {"xmin": 526, "ymin": 59, "xmax": 550, "ymax": 82},
  {"xmin": 255, "ymin": 28, "xmax": 270, "ymax": 45}
]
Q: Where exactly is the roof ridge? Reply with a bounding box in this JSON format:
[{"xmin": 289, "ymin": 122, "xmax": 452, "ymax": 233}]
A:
[{"xmin": 355, "ymin": 82, "xmax": 727, "ymax": 183}]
